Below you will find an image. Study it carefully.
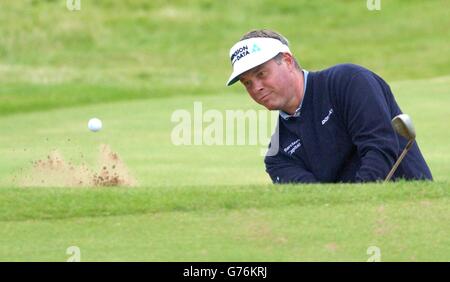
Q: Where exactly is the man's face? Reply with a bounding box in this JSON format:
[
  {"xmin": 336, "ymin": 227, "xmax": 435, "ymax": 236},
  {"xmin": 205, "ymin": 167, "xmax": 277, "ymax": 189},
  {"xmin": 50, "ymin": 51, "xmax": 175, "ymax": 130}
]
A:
[{"xmin": 239, "ymin": 54, "xmax": 295, "ymax": 111}]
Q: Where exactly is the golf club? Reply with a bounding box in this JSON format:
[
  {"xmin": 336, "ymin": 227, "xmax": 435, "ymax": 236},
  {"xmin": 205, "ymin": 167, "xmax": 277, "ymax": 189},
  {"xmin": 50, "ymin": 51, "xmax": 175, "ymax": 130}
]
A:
[{"xmin": 385, "ymin": 114, "xmax": 416, "ymax": 182}]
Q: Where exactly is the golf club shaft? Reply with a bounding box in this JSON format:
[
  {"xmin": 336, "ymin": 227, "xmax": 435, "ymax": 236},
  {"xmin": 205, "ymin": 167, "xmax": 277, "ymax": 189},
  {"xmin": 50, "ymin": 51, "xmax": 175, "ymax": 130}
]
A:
[{"xmin": 385, "ymin": 139, "xmax": 415, "ymax": 182}]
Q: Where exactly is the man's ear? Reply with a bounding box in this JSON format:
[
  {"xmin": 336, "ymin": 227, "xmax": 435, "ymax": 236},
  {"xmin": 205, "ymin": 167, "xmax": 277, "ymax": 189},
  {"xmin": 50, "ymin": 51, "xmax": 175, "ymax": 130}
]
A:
[{"xmin": 282, "ymin": 53, "xmax": 295, "ymax": 71}]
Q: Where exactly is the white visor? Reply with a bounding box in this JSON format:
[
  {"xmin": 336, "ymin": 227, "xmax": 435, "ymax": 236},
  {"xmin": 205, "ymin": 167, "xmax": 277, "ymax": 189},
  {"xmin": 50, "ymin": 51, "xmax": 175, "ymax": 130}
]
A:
[{"xmin": 226, "ymin": 37, "xmax": 291, "ymax": 86}]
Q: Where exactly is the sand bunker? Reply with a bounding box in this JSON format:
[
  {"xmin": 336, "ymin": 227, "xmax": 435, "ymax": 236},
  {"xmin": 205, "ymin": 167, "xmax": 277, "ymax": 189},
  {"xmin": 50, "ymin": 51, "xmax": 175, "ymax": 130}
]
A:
[{"xmin": 16, "ymin": 144, "xmax": 137, "ymax": 187}]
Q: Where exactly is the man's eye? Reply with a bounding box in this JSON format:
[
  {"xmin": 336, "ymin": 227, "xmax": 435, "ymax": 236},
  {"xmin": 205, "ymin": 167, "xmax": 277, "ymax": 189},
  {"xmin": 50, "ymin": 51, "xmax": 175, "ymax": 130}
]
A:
[
  {"xmin": 244, "ymin": 80, "xmax": 252, "ymax": 87},
  {"xmin": 258, "ymin": 71, "xmax": 267, "ymax": 77}
]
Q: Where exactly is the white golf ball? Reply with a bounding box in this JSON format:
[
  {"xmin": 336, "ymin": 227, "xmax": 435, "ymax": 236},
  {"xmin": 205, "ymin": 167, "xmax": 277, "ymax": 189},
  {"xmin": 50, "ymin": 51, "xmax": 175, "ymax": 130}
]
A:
[{"xmin": 88, "ymin": 118, "xmax": 102, "ymax": 132}]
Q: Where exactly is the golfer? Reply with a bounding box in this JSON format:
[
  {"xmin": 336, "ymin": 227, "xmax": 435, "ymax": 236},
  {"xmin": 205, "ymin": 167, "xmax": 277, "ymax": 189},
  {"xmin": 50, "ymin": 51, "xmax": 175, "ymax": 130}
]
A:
[{"xmin": 226, "ymin": 29, "xmax": 432, "ymax": 183}]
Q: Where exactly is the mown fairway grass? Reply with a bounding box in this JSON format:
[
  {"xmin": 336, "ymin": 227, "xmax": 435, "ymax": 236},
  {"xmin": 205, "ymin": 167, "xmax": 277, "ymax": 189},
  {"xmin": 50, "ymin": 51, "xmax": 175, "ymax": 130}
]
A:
[
  {"xmin": 1, "ymin": 183, "xmax": 449, "ymax": 261},
  {"xmin": 0, "ymin": 1, "xmax": 449, "ymax": 261},
  {"xmin": 0, "ymin": 77, "xmax": 449, "ymax": 261}
]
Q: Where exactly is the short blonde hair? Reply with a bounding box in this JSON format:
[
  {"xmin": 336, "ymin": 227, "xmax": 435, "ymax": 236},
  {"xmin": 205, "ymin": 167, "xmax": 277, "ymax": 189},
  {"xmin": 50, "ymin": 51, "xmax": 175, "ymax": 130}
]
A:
[
  {"xmin": 239, "ymin": 29, "xmax": 301, "ymax": 70},
  {"xmin": 240, "ymin": 29, "xmax": 290, "ymax": 46}
]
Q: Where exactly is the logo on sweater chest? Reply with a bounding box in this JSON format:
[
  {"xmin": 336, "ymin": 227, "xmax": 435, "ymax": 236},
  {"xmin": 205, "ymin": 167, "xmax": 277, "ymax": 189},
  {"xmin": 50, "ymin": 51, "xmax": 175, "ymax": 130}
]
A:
[
  {"xmin": 321, "ymin": 108, "xmax": 334, "ymax": 125},
  {"xmin": 283, "ymin": 139, "xmax": 302, "ymax": 155}
]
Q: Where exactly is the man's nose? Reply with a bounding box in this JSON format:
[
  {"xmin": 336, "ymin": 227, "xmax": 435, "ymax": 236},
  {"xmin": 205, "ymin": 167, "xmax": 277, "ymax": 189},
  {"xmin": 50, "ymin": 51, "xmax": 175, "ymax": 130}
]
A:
[{"xmin": 252, "ymin": 79, "xmax": 264, "ymax": 92}]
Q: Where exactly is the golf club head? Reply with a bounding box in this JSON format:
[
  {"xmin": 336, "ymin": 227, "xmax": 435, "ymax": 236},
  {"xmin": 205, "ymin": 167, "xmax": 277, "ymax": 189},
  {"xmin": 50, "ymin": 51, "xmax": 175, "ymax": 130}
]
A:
[{"xmin": 392, "ymin": 114, "xmax": 416, "ymax": 140}]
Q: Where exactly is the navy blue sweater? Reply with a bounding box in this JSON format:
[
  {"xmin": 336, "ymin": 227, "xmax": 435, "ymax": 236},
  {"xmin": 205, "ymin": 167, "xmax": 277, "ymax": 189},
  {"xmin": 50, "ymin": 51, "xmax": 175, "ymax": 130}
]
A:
[{"xmin": 265, "ymin": 64, "xmax": 432, "ymax": 183}]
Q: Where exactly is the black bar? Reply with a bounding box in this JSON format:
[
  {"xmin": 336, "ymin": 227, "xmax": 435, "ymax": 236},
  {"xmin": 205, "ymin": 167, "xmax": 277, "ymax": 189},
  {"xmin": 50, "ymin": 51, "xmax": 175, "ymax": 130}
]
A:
[{"xmin": 0, "ymin": 262, "xmax": 448, "ymax": 280}]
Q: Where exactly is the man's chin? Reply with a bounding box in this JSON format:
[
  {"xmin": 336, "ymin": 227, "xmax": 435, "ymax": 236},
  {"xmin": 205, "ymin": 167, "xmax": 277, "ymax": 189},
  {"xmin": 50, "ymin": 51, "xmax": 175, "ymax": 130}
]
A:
[
  {"xmin": 259, "ymin": 99, "xmax": 278, "ymax": 111},
  {"xmin": 263, "ymin": 104, "xmax": 278, "ymax": 111}
]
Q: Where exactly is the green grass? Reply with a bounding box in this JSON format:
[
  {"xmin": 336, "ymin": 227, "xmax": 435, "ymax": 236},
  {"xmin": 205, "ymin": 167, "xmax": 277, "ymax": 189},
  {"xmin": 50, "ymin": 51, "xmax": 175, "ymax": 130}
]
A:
[
  {"xmin": 0, "ymin": 1, "xmax": 449, "ymax": 261},
  {"xmin": 1, "ymin": 0, "xmax": 449, "ymax": 115},
  {"xmin": 1, "ymin": 183, "xmax": 449, "ymax": 261},
  {"xmin": 0, "ymin": 76, "xmax": 449, "ymax": 261},
  {"xmin": 1, "ymin": 182, "xmax": 448, "ymax": 222}
]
